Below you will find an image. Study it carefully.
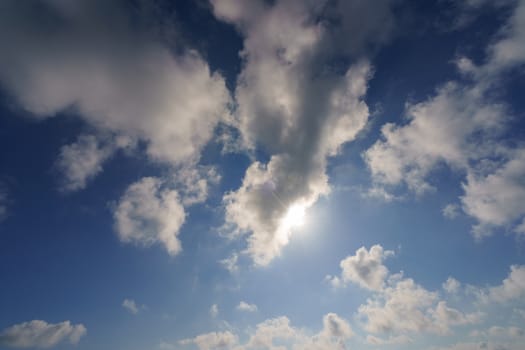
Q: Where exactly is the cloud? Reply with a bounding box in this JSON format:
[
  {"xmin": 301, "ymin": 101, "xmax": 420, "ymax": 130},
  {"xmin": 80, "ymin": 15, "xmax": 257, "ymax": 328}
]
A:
[
  {"xmin": 236, "ymin": 301, "xmax": 258, "ymax": 313},
  {"xmin": 461, "ymin": 150, "xmax": 525, "ymax": 238},
  {"xmin": 443, "ymin": 277, "xmax": 461, "ymax": 294},
  {"xmin": 327, "ymin": 245, "xmax": 393, "ymax": 291},
  {"xmin": 219, "ymin": 253, "xmax": 239, "ymax": 274},
  {"xmin": 443, "ymin": 204, "xmax": 461, "ymax": 220},
  {"xmin": 366, "ymin": 334, "xmax": 412, "ymax": 345},
  {"xmin": 55, "ymin": 134, "xmax": 128, "ymax": 192},
  {"xmin": 179, "ymin": 312, "xmax": 352, "ymax": 350},
  {"xmin": 122, "ymin": 298, "xmax": 146, "ymax": 315},
  {"xmin": 213, "ymin": 0, "xmax": 380, "ymax": 265},
  {"xmin": 113, "ymin": 177, "xmax": 186, "ymax": 256},
  {"xmin": 0, "ymin": 0, "xmax": 230, "ymax": 166},
  {"xmin": 210, "ymin": 304, "xmax": 219, "ymax": 318},
  {"xmin": 364, "ymin": 81, "xmax": 507, "ymax": 195},
  {"xmin": 179, "ymin": 331, "xmax": 238, "ymax": 350},
  {"xmin": 364, "ymin": 0, "xmax": 525, "ymax": 238},
  {"xmin": 0, "ymin": 320, "xmax": 86, "ymax": 348},
  {"xmin": 486, "ymin": 265, "xmax": 525, "ymax": 302}
]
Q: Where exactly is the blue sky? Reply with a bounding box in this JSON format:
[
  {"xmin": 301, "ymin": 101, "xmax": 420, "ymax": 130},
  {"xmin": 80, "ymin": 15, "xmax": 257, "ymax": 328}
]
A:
[{"xmin": 1, "ymin": 0, "xmax": 525, "ymax": 349}]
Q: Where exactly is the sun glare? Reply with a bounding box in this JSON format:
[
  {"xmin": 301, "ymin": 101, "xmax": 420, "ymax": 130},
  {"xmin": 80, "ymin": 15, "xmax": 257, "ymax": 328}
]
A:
[{"xmin": 282, "ymin": 203, "xmax": 306, "ymax": 229}]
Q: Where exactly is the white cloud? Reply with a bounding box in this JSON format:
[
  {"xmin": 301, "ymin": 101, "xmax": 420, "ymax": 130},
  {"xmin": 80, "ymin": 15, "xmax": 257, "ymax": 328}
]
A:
[
  {"xmin": 461, "ymin": 150, "xmax": 525, "ymax": 238},
  {"xmin": 0, "ymin": 1, "xmax": 230, "ymax": 167},
  {"xmin": 0, "ymin": 320, "xmax": 86, "ymax": 348},
  {"xmin": 178, "ymin": 313, "xmax": 353, "ymax": 350},
  {"xmin": 328, "ymin": 245, "xmax": 393, "ymax": 291},
  {"xmin": 56, "ymin": 134, "xmax": 120, "ymax": 192},
  {"xmin": 364, "ymin": 0, "xmax": 525, "ymax": 238},
  {"xmin": 211, "ymin": 0, "xmax": 394, "ymax": 265},
  {"xmin": 179, "ymin": 331, "xmax": 238, "ymax": 350},
  {"xmin": 236, "ymin": 301, "xmax": 257, "ymax": 313},
  {"xmin": 210, "ymin": 304, "xmax": 219, "ymax": 318},
  {"xmin": 486, "ymin": 265, "xmax": 525, "ymax": 303},
  {"xmin": 113, "ymin": 177, "xmax": 186, "ymax": 256},
  {"xmin": 364, "ymin": 81, "xmax": 507, "ymax": 195},
  {"xmin": 122, "ymin": 298, "xmax": 146, "ymax": 315}
]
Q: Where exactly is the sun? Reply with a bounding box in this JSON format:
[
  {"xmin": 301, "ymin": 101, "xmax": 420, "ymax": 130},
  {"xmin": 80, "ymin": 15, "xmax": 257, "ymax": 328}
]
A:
[{"xmin": 282, "ymin": 203, "xmax": 306, "ymax": 229}]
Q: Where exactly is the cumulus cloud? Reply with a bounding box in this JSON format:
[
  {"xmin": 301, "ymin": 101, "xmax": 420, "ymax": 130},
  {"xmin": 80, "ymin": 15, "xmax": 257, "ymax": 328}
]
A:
[
  {"xmin": 325, "ymin": 246, "xmax": 482, "ymax": 337},
  {"xmin": 461, "ymin": 150, "xmax": 525, "ymax": 238},
  {"xmin": 179, "ymin": 331, "xmax": 238, "ymax": 350},
  {"xmin": 212, "ymin": 0, "xmax": 390, "ymax": 264},
  {"xmin": 327, "ymin": 245, "xmax": 394, "ymax": 291},
  {"xmin": 486, "ymin": 265, "xmax": 525, "ymax": 302},
  {"xmin": 0, "ymin": 0, "xmax": 231, "ymax": 254},
  {"xmin": 179, "ymin": 313, "xmax": 353, "ymax": 350},
  {"xmin": 364, "ymin": 0, "xmax": 525, "ymax": 238},
  {"xmin": 113, "ymin": 177, "xmax": 186, "ymax": 256},
  {"xmin": 0, "ymin": 0, "xmax": 230, "ymax": 166},
  {"xmin": 236, "ymin": 301, "xmax": 258, "ymax": 313},
  {"xmin": 0, "ymin": 320, "xmax": 86, "ymax": 348}
]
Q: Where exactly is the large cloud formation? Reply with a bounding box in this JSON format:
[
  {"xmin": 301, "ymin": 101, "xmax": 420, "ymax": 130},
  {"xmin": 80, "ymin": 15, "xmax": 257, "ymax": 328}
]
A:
[
  {"xmin": 364, "ymin": 0, "xmax": 525, "ymax": 238},
  {"xmin": 0, "ymin": 320, "xmax": 86, "ymax": 348},
  {"xmin": 211, "ymin": 0, "xmax": 395, "ymax": 265},
  {"xmin": 0, "ymin": 0, "xmax": 230, "ymax": 254}
]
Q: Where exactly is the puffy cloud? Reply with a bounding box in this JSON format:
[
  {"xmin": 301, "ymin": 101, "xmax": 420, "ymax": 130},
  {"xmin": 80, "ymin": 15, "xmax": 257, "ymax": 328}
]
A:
[
  {"xmin": 486, "ymin": 265, "xmax": 525, "ymax": 303},
  {"xmin": 327, "ymin": 245, "xmax": 393, "ymax": 291},
  {"xmin": 180, "ymin": 331, "xmax": 238, "ymax": 350},
  {"xmin": 443, "ymin": 277, "xmax": 461, "ymax": 294},
  {"xmin": 364, "ymin": 82, "xmax": 507, "ymax": 195},
  {"xmin": 358, "ymin": 275, "xmax": 482, "ymax": 335},
  {"xmin": 0, "ymin": 320, "xmax": 86, "ymax": 348},
  {"xmin": 461, "ymin": 150, "xmax": 525, "ymax": 238},
  {"xmin": 113, "ymin": 177, "xmax": 185, "ymax": 256},
  {"xmin": 0, "ymin": 0, "xmax": 230, "ymax": 166},
  {"xmin": 213, "ymin": 0, "xmax": 375, "ymax": 265},
  {"xmin": 364, "ymin": 0, "xmax": 525, "ymax": 238},
  {"xmin": 236, "ymin": 301, "xmax": 258, "ymax": 313},
  {"xmin": 179, "ymin": 313, "xmax": 353, "ymax": 350},
  {"xmin": 210, "ymin": 0, "xmax": 398, "ymax": 265}
]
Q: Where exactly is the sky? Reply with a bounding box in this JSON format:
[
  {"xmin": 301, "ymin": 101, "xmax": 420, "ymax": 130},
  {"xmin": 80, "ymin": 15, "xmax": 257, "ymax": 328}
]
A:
[{"xmin": 0, "ymin": 0, "xmax": 525, "ymax": 349}]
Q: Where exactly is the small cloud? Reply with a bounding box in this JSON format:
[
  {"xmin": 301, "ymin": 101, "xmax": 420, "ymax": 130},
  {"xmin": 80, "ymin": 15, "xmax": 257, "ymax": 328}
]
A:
[
  {"xmin": 442, "ymin": 204, "xmax": 460, "ymax": 219},
  {"xmin": 443, "ymin": 277, "xmax": 461, "ymax": 293},
  {"xmin": 210, "ymin": 304, "xmax": 219, "ymax": 318},
  {"xmin": 236, "ymin": 301, "xmax": 258, "ymax": 313},
  {"xmin": 122, "ymin": 298, "xmax": 146, "ymax": 315},
  {"xmin": 219, "ymin": 253, "xmax": 238, "ymax": 274}
]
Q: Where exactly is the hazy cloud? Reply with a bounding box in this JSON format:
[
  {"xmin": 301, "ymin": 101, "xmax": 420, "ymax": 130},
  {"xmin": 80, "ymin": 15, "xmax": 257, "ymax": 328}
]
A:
[
  {"xmin": 0, "ymin": 320, "xmax": 86, "ymax": 348},
  {"xmin": 236, "ymin": 301, "xmax": 258, "ymax": 313}
]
